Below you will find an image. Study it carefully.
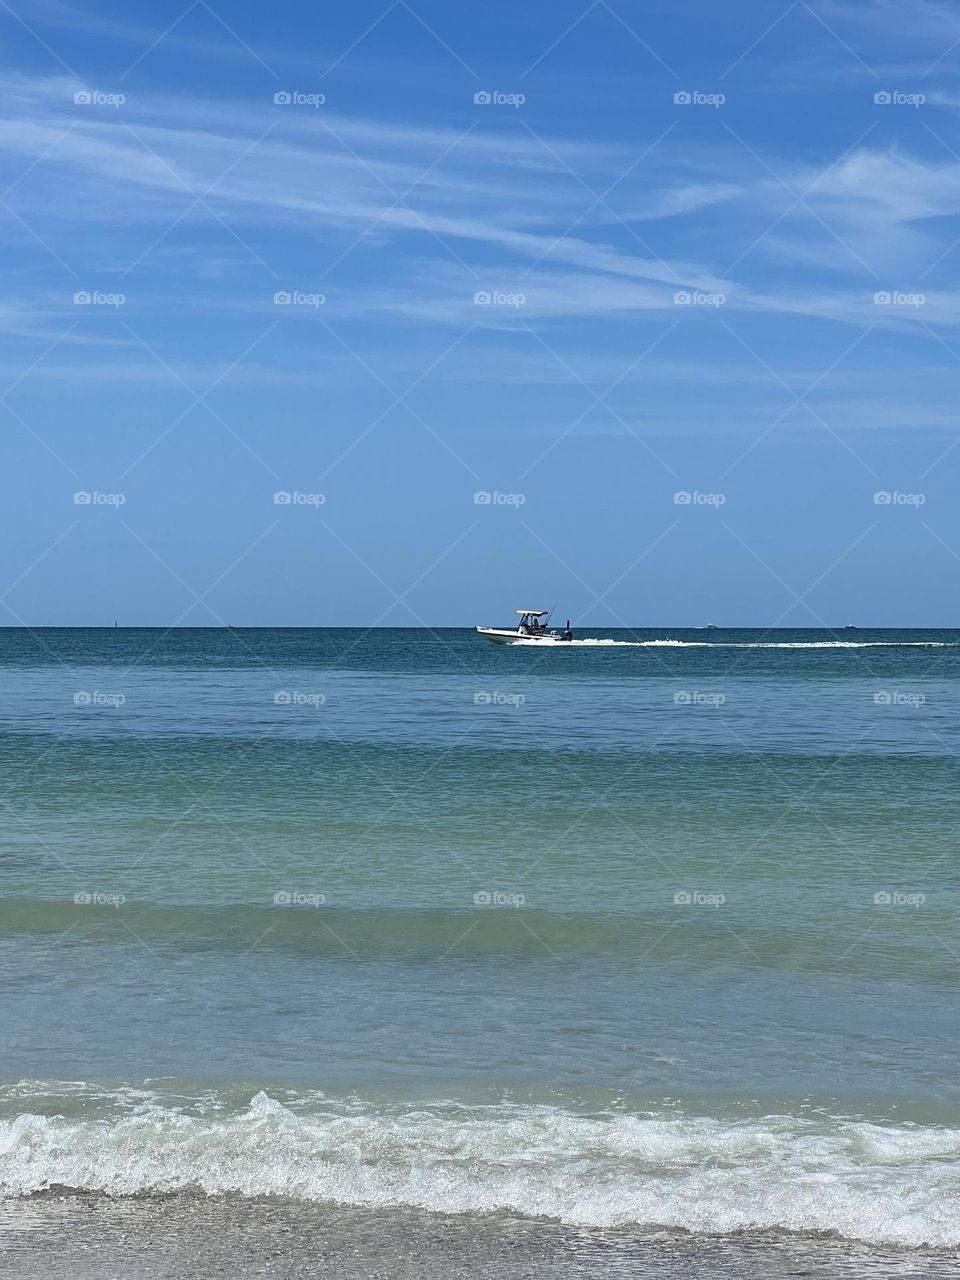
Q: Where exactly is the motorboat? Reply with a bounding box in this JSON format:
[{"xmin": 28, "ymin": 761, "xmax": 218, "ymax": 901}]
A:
[{"xmin": 475, "ymin": 610, "xmax": 574, "ymax": 645}]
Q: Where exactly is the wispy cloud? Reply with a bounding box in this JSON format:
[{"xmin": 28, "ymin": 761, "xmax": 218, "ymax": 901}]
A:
[{"xmin": 3, "ymin": 70, "xmax": 960, "ymax": 341}]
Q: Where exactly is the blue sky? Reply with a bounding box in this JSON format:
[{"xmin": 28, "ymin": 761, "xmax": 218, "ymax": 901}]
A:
[{"xmin": 2, "ymin": 0, "xmax": 960, "ymax": 625}]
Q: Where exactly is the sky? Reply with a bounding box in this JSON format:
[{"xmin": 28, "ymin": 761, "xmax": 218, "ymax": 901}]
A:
[{"xmin": 2, "ymin": 0, "xmax": 960, "ymax": 626}]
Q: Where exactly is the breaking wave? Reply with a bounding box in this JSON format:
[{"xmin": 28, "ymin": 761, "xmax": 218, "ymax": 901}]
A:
[{"xmin": 2, "ymin": 1090, "xmax": 958, "ymax": 1249}]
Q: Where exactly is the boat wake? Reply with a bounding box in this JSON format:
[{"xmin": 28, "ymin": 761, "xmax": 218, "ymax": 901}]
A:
[{"xmin": 512, "ymin": 638, "xmax": 956, "ymax": 649}]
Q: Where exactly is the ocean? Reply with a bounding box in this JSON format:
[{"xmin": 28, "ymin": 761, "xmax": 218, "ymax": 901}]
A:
[{"xmin": 1, "ymin": 626, "xmax": 958, "ymax": 1277}]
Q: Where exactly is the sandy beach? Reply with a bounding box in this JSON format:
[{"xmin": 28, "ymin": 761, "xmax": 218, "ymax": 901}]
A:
[{"xmin": 4, "ymin": 1196, "xmax": 959, "ymax": 1280}]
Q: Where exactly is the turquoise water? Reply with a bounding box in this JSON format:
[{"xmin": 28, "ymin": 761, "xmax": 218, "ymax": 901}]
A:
[{"xmin": 1, "ymin": 628, "xmax": 959, "ymax": 1251}]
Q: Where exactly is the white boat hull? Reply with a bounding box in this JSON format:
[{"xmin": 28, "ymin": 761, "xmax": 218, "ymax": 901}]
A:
[{"xmin": 475, "ymin": 626, "xmax": 566, "ymax": 645}]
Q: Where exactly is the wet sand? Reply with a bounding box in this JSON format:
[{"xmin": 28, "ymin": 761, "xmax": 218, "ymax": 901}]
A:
[{"xmin": 1, "ymin": 1196, "xmax": 957, "ymax": 1280}]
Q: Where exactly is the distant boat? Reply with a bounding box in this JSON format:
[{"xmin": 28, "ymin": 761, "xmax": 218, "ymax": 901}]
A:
[
  {"xmin": 844, "ymin": 624, "xmax": 858, "ymax": 630},
  {"xmin": 476, "ymin": 610, "xmax": 574, "ymax": 645},
  {"xmin": 705, "ymin": 623, "xmax": 717, "ymax": 630}
]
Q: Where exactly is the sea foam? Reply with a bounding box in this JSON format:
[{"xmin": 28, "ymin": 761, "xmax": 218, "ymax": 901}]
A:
[{"xmin": 2, "ymin": 1092, "xmax": 957, "ymax": 1249}]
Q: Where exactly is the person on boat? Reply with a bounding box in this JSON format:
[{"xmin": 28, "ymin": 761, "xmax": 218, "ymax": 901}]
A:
[{"xmin": 561, "ymin": 620, "xmax": 573, "ymax": 641}]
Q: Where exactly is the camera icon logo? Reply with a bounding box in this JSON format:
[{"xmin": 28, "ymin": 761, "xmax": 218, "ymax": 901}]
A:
[
  {"xmin": 74, "ymin": 691, "xmax": 92, "ymax": 705},
  {"xmin": 673, "ymin": 291, "xmax": 691, "ymax": 304},
  {"xmin": 474, "ymin": 291, "xmax": 492, "ymax": 304},
  {"xmin": 673, "ymin": 491, "xmax": 692, "ymax": 504},
  {"xmin": 473, "ymin": 891, "xmax": 492, "ymax": 904},
  {"xmin": 874, "ymin": 91, "xmax": 891, "ymax": 105},
  {"xmin": 74, "ymin": 90, "xmax": 92, "ymax": 104},
  {"xmin": 273, "ymin": 491, "xmax": 292, "ymax": 505},
  {"xmin": 274, "ymin": 91, "xmax": 292, "ymax": 105},
  {"xmin": 273, "ymin": 291, "xmax": 291, "ymax": 304},
  {"xmin": 274, "ymin": 691, "xmax": 292, "ymax": 705},
  {"xmin": 674, "ymin": 91, "xmax": 692, "ymax": 104},
  {"xmin": 474, "ymin": 91, "xmax": 492, "ymax": 105},
  {"xmin": 74, "ymin": 891, "xmax": 92, "ymax": 904},
  {"xmin": 73, "ymin": 291, "xmax": 92, "ymax": 304},
  {"xmin": 673, "ymin": 890, "xmax": 692, "ymax": 904},
  {"xmin": 274, "ymin": 890, "xmax": 292, "ymax": 904}
]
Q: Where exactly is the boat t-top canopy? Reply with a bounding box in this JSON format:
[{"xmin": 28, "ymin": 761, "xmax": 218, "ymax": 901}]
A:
[{"xmin": 516, "ymin": 609, "xmax": 548, "ymax": 616}]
